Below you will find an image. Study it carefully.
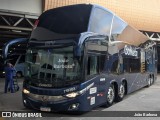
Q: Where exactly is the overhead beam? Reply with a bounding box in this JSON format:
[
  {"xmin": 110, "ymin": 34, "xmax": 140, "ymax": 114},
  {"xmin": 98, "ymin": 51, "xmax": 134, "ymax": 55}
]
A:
[
  {"xmin": 0, "ymin": 16, "xmax": 11, "ymax": 25},
  {"xmin": 26, "ymin": 18, "xmax": 34, "ymax": 27},
  {"xmin": 0, "ymin": 11, "xmax": 24, "ymax": 17},
  {"xmin": 0, "ymin": 31, "xmax": 30, "ymax": 36},
  {"xmin": 13, "ymin": 18, "xmax": 24, "ymax": 26},
  {"xmin": 0, "ymin": 9, "xmax": 39, "ymax": 18},
  {"xmin": 0, "ymin": 25, "xmax": 32, "ymax": 31},
  {"xmin": 0, "ymin": 34, "xmax": 28, "ymax": 38},
  {"xmin": 141, "ymin": 31, "xmax": 160, "ymax": 41}
]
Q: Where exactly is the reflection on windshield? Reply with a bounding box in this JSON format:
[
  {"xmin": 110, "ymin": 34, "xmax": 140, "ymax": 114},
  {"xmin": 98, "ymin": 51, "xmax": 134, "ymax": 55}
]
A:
[{"xmin": 26, "ymin": 46, "xmax": 82, "ymax": 88}]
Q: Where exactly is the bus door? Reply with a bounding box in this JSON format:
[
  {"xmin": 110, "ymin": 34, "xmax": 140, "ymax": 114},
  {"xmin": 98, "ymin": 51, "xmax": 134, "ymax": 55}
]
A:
[
  {"xmin": 85, "ymin": 53, "xmax": 100, "ymax": 107},
  {"xmin": 85, "ymin": 38, "xmax": 108, "ymax": 106}
]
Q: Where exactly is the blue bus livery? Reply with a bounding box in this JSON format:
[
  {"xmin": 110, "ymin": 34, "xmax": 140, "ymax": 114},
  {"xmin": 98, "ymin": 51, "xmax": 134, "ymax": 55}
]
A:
[{"xmin": 8, "ymin": 4, "xmax": 157, "ymax": 112}]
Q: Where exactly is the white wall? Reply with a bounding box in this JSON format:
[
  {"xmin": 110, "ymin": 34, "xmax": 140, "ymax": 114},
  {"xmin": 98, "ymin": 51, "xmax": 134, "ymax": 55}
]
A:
[{"xmin": 0, "ymin": 0, "xmax": 42, "ymax": 15}]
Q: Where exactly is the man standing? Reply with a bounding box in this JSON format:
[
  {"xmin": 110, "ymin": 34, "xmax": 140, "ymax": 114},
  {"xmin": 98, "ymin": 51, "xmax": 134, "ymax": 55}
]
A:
[{"xmin": 4, "ymin": 63, "xmax": 15, "ymax": 93}]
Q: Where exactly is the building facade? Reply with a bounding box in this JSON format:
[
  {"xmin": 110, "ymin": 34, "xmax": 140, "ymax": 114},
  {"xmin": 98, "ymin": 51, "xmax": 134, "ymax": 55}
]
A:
[{"xmin": 43, "ymin": 0, "xmax": 160, "ymax": 33}]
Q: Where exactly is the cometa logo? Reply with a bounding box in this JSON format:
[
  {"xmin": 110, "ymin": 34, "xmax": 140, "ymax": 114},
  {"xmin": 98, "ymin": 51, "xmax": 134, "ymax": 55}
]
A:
[{"xmin": 124, "ymin": 45, "xmax": 138, "ymax": 57}]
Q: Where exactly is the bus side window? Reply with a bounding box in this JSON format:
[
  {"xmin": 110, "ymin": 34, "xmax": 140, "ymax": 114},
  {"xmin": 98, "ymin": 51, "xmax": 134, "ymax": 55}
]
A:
[
  {"xmin": 123, "ymin": 58, "xmax": 130, "ymax": 72},
  {"xmin": 130, "ymin": 59, "xmax": 140, "ymax": 72},
  {"xmin": 87, "ymin": 56, "xmax": 98, "ymax": 75},
  {"xmin": 123, "ymin": 58, "xmax": 140, "ymax": 73},
  {"xmin": 111, "ymin": 60, "xmax": 118, "ymax": 73},
  {"xmin": 99, "ymin": 55, "xmax": 106, "ymax": 72}
]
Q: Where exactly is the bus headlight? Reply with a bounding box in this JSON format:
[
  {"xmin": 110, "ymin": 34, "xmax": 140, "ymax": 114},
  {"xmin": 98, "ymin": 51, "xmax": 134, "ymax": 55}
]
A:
[
  {"xmin": 65, "ymin": 92, "xmax": 78, "ymax": 98},
  {"xmin": 65, "ymin": 83, "xmax": 94, "ymax": 98},
  {"xmin": 65, "ymin": 88, "xmax": 86, "ymax": 98},
  {"xmin": 23, "ymin": 89, "xmax": 30, "ymax": 94}
]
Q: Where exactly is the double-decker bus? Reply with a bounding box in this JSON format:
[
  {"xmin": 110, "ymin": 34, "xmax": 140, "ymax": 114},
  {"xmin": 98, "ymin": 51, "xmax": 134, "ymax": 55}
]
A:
[{"xmin": 5, "ymin": 4, "xmax": 157, "ymax": 112}]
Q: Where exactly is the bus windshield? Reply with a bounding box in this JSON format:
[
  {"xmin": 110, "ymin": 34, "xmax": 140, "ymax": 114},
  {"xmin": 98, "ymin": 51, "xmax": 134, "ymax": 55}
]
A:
[{"xmin": 25, "ymin": 46, "xmax": 82, "ymax": 88}]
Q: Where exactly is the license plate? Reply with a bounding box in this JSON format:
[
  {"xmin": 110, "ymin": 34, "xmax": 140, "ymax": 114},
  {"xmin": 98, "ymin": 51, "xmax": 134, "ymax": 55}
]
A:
[{"xmin": 40, "ymin": 107, "xmax": 51, "ymax": 112}]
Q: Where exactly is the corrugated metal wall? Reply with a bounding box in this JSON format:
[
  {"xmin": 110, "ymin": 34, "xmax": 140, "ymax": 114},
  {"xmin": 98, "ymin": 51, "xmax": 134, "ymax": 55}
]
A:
[{"xmin": 43, "ymin": 0, "xmax": 160, "ymax": 33}]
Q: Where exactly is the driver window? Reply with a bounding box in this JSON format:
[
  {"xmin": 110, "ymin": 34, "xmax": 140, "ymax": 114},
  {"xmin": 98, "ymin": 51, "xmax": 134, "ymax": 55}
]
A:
[{"xmin": 87, "ymin": 55, "xmax": 98, "ymax": 76}]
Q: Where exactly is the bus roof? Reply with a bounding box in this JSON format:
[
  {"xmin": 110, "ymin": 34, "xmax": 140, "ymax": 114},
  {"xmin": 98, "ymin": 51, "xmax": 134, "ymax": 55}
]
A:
[{"xmin": 31, "ymin": 4, "xmax": 148, "ymax": 46}]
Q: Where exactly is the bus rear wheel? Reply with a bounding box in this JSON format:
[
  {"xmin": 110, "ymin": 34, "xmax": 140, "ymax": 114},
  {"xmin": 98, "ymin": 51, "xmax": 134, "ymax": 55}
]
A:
[
  {"xmin": 115, "ymin": 82, "xmax": 125, "ymax": 102},
  {"xmin": 104, "ymin": 84, "xmax": 115, "ymax": 107},
  {"xmin": 151, "ymin": 75, "xmax": 154, "ymax": 85},
  {"xmin": 147, "ymin": 75, "xmax": 154, "ymax": 87}
]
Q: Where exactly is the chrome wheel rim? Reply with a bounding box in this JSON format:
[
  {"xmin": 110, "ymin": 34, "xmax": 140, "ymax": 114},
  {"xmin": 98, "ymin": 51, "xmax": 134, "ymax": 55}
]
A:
[
  {"xmin": 148, "ymin": 78, "xmax": 151, "ymax": 86},
  {"xmin": 119, "ymin": 84, "xmax": 125, "ymax": 98},
  {"xmin": 150, "ymin": 77, "xmax": 154, "ymax": 84},
  {"xmin": 107, "ymin": 87, "xmax": 115, "ymax": 103}
]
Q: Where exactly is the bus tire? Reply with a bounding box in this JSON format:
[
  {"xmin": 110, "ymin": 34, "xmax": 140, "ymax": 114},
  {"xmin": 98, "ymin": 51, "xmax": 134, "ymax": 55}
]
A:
[
  {"xmin": 23, "ymin": 103, "xmax": 32, "ymax": 110},
  {"xmin": 23, "ymin": 98, "xmax": 32, "ymax": 109},
  {"xmin": 151, "ymin": 75, "xmax": 154, "ymax": 85},
  {"xmin": 115, "ymin": 82, "xmax": 125, "ymax": 102},
  {"xmin": 147, "ymin": 76, "xmax": 152, "ymax": 87},
  {"xmin": 104, "ymin": 84, "xmax": 115, "ymax": 107}
]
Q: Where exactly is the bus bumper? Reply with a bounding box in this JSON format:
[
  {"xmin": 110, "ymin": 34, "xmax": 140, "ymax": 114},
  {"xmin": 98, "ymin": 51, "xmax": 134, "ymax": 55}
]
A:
[{"xmin": 22, "ymin": 93, "xmax": 89, "ymax": 112}]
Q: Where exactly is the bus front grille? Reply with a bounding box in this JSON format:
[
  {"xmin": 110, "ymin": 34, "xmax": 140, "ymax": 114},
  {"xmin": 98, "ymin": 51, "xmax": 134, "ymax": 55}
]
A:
[{"xmin": 28, "ymin": 93, "xmax": 67, "ymax": 102}]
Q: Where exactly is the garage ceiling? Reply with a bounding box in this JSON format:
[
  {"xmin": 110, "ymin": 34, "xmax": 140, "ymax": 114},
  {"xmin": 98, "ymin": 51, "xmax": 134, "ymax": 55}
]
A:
[{"xmin": 0, "ymin": 10, "xmax": 38, "ymax": 60}]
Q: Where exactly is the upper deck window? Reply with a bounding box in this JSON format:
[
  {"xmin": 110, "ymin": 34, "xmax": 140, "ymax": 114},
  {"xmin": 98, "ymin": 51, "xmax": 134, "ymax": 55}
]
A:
[
  {"xmin": 110, "ymin": 16, "xmax": 127, "ymax": 41},
  {"xmin": 37, "ymin": 4, "xmax": 92, "ymax": 34},
  {"xmin": 89, "ymin": 7, "xmax": 113, "ymax": 35}
]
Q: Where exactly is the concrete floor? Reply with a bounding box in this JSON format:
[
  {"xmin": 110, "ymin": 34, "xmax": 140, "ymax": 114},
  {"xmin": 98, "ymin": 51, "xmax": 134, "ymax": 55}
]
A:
[{"xmin": 0, "ymin": 74, "xmax": 160, "ymax": 119}]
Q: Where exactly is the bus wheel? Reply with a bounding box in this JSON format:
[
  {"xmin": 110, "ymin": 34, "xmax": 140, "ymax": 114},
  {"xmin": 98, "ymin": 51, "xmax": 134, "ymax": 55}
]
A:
[
  {"xmin": 147, "ymin": 76, "xmax": 151, "ymax": 87},
  {"xmin": 23, "ymin": 99, "xmax": 32, "ymax": 109},
  {"xmin": 115, "ymin": 82, "xmax": 125, "ymax": 102},
  {"xmin": 151, "ymin": 75, "xmax": 154, "ymax": 85},
  {"xmin": 105, "ymin": 84, "xmax": 115, "ymax": 107}
]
